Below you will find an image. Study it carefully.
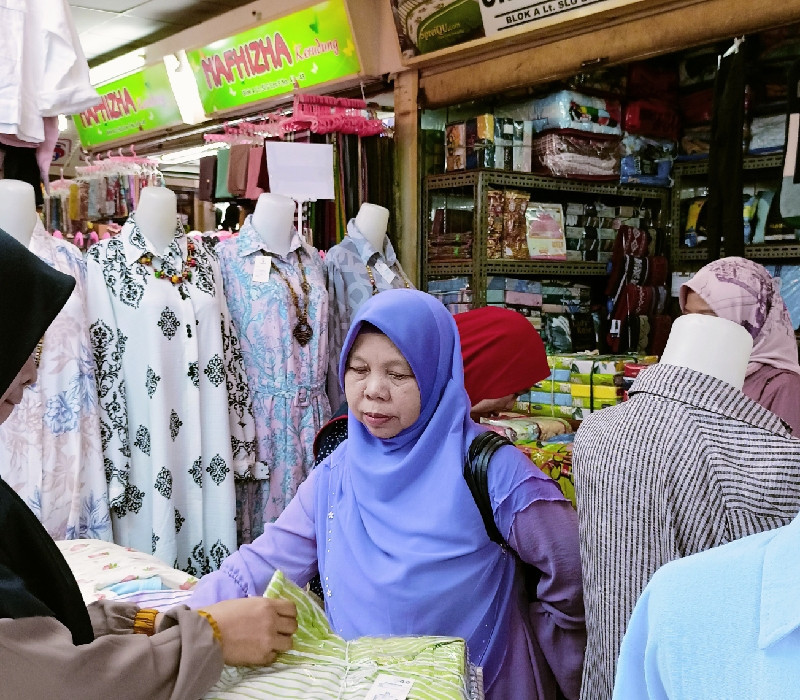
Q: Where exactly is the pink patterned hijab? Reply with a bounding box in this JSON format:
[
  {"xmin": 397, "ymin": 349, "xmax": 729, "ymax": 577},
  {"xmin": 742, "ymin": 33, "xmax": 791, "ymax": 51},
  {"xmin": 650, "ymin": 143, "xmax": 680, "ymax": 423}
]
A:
[{"xmin": 680, "ymin": 257, "xmax": 800, "ymax": 377}]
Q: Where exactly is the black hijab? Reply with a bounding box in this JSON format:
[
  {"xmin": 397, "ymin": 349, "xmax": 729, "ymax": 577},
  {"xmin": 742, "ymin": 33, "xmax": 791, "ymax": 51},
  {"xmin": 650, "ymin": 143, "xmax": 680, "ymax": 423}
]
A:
[{"xmin": 0, "ymin": 229, "xmax": 94, "ymax": 645}]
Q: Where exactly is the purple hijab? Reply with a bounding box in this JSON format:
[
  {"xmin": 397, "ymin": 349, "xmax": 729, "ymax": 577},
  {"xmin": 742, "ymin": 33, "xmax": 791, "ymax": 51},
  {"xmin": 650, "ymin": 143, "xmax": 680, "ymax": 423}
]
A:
[{"xmin": 322, "ymin": 289, "xmax": 517, "ymax": 685}]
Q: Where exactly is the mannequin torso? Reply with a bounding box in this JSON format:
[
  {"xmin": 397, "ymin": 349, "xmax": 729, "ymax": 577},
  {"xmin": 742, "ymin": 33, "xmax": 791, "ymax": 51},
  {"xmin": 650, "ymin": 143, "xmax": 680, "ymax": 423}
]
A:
[
  {"xmin": 660, "ymin": 314, "xmax": 753, "ymax": 390},
  {"xmin": 0, "ymin": 180, "xmax": 38, "ymax": 248},
  {"xmin": 135, "ymin": 187, "xmax": 178, "ymax": 255},
  {"xmin": 251, "ymin": 193, "xmax": 295, "ymax": 257},
  {"xmin": 354, "ymin": 203, "xmax": 389, "ymax": 253}
]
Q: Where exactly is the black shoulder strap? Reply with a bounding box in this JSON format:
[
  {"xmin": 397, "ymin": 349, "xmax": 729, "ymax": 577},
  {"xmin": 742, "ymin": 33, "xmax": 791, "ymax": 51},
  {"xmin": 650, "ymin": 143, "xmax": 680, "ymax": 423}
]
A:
[{"xmin": 463, "ymin": 431, "xmax": 514, "ymax": 547}]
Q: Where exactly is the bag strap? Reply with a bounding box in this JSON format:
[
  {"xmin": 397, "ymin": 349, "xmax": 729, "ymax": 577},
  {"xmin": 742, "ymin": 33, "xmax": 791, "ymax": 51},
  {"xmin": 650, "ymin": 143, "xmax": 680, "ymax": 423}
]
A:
[{"xmin": 463, "ymin": 431, "xmax": 514, "ymax": 547}]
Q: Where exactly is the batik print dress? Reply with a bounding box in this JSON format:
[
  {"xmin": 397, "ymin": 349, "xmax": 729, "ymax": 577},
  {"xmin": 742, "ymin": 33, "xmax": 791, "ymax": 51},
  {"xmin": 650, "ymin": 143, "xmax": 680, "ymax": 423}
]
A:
[
  {"xmin": 0, "ymin": 220, "xmax": 110, "ymax": 541},
  {"xmin": 216, "ymin": 219, "xmax": 330, "ymax": 537},
  {"xmin": 86, "ymin": 216, "xmax": 256, "ymax": 575}
]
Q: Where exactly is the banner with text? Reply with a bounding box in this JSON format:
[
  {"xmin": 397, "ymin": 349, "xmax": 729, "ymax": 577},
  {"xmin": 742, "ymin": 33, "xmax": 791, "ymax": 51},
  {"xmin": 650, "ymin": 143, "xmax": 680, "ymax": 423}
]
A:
[
  {"xmin": 73, "ymin": 63, "xmax": 183, "ymax": 148},
  {"xmin": 390, "ymin": 0, "xmax": 637, "ymax": 58},
  {"xmin": 186, "ymin": 0, "xmax": 361, "ymax": 115}
]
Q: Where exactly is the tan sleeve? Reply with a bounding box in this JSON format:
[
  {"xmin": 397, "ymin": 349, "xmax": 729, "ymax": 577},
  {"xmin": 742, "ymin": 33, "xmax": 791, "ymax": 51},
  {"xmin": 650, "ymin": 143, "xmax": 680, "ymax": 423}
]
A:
[{"xmin": 0, "ymin": 609, "xmax": 223, "ymax": 700}]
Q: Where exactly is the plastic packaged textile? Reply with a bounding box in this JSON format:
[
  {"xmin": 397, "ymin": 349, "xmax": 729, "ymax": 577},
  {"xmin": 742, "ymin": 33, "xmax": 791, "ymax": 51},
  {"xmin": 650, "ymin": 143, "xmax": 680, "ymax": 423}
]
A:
[
  {"xmin": 526, "ymin": 442, "xmax": 576, "ymax": 507},
  {"xmin": 528, "ymin": 90, "xmax": 623, "ymax": 136},
  {"xmin": 204, "ymin": 570, "xmax": 481, "ymax": 700},
  {"xmin": 619, "ymin": 134, "xmax": 676, "ymax": 187},
  {"xmin": 623, "ymin": 100, "xmax": 680, "ymax": 141},
  {"xmin": 525, "ymin": 203, "xmax": 566, "ymax": 260},
  {"xmin": 502, "ymin": 190, "xmax": 531, "ymax": 259},
  {"xmin": 531, "ymin": 131, "xmax": 621, "ymax": 181}
]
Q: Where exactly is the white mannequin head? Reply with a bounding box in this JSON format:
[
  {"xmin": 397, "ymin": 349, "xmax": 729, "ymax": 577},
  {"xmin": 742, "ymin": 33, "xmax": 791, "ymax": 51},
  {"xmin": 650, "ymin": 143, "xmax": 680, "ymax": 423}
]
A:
[
  {"xmin": 354, "ymin": 203, "xmax": 389, "ymax": 252},
  {"xmin": 0, "ymin": 180, "xmax": 38, "ymax": 247},
  {"xmin": 251, "ymin": 193, "xmax": 296, "ymax": 257},
  {"xmin": 135, "ymin": 187, "xmax": 178, "ymax": 255},
  {"xmin": 659, "ymin": 314, "xmax": 753, "ymax": 390}
]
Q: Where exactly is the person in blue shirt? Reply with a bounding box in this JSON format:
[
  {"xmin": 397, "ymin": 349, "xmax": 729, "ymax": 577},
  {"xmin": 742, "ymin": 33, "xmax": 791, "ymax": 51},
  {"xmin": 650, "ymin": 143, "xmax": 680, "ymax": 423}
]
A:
[{"xmin": 613, "ymin": 510, "xmax": 800, "ymax": 699}]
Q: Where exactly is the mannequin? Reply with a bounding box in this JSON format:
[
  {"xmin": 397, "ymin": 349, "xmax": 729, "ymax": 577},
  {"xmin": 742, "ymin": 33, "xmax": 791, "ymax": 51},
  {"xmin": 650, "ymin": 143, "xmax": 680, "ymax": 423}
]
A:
[
  {"xmin": 215, "ymin": 197, "xmax": 330, "ymax": 535},
  {"xmin": 251, "ymin": 193, "xmax": 295, "ymax": 256},
  {"xmin": 0, "ymin": 180, "xmax": 38, "ymax": 247},
  {"xmin": 354, "ymin": 202, "xmax": 390, "ymax": 252},
  {"xmin": 324, "ymin": 202, "xmax": 413, "ymax": 409},
  {"xmin": 659, "ymin": 313, "xmax": 752, "ymax": 390},
  {"xmin": 85, "ymin": 195, "xmax": 256, "ymax": 572},
  {"xmin": 135, "ymin": 186, "xmax": 178, "ymax": 254},
  {"xmin": 0, "ymin": 180, "xmax": 110, "ymax": 541}
]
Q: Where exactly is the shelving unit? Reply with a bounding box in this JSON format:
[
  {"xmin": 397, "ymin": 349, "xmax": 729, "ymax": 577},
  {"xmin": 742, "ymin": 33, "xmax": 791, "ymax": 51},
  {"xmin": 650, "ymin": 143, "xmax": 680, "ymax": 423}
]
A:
[
  {"xmin": 670, "ymin": 153, "xmax": 800, "ymax": 267},
  {"xmin": 422, "ymin": 169, "xmax": 670, "ymax": 306}
]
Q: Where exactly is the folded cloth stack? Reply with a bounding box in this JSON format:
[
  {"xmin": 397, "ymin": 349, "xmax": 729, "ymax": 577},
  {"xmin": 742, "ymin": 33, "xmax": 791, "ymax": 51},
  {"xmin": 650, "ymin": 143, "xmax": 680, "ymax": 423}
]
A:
[{"xmin": 204, "ymin": 571, "xmax": 481, "ymax": 700}]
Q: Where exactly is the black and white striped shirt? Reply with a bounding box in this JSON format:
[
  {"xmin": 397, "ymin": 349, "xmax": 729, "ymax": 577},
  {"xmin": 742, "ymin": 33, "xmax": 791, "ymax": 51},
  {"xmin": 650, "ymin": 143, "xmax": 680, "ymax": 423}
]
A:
[{"xmin": 573, "ymin": 363, "xmax": 800, "ymax": 700}]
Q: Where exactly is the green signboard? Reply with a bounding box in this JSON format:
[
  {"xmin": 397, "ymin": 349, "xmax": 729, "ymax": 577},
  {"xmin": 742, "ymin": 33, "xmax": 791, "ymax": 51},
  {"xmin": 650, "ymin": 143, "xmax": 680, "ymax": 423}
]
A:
[
  {"xmin": 186, "ymin": 0, "xmax": 361, "ymax": 115},
  {"xmin": 73, "ymin": 63, "xmax": 184, "ymax": 148}
]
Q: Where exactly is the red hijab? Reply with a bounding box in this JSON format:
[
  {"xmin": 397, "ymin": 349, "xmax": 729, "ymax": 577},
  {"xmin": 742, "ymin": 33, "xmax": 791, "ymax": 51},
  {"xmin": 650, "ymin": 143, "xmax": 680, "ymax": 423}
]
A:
[{"xmin": 455, "ymin": 306, "xmax": 550, "ymax": 403}]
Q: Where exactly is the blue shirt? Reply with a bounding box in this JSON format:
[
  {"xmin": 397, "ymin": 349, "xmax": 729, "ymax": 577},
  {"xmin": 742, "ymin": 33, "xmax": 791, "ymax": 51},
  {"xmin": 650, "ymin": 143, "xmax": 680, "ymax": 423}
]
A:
[{"xmin": 613, "ymin": 511, "xmax": 800, "ymax": 699}]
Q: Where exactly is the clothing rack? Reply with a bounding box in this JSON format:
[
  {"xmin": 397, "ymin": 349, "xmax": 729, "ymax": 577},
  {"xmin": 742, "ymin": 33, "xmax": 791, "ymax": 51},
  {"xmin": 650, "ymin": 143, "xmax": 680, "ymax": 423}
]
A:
[{"xmin": 277, "ymin": 94, "xmax": 385, "ymax": 136}]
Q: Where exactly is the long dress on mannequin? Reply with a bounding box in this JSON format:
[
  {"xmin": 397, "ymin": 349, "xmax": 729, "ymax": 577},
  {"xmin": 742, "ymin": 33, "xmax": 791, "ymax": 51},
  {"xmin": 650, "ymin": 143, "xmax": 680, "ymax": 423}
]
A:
[
  {"xmin": 0, "ymin": 219, "xmax": 110, "ymax": 540},
  {"xmin": 216, "ymin": 217, "xmax": 331, "ymax": 538},
  {"xmin": 86, "ymin": 215, "xmax": 256, "ymax": 575},
  {"xmin": 324, "ymin": 219, "xmax": 414, "ymax": 408}
]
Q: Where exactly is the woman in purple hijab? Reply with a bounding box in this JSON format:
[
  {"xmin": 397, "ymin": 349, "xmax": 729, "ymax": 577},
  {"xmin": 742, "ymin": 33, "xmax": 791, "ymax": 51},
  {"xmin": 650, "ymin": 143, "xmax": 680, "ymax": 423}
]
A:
[{"xmin": 188, "ymin": 289, "xmax": 585, "ymax": 699}]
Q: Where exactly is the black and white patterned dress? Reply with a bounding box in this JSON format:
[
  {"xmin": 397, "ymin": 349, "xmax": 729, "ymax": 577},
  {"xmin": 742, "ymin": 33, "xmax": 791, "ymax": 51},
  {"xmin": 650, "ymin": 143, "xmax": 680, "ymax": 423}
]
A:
[{"xmin": 86, "ymin": 216, "xmax": 256, "ymax": 575}]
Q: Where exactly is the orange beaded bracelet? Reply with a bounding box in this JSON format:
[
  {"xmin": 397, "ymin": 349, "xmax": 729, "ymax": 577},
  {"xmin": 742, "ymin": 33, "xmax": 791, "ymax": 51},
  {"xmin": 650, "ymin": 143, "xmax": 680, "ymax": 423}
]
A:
[
  {"xmin": 197, "ymin": 609, "xmax": 223, "ymax": 645},
  {"xmin": 132, "ymin": 608, "xmax": 159, "ymax": 636}
]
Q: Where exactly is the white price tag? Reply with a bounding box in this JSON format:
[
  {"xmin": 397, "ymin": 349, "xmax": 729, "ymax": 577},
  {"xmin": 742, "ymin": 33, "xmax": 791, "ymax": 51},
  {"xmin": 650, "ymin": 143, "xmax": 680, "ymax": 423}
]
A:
[
  {"xmin": 252, "ymin": 255, "xmax": 272, "ymax": 283},
  {"xmin": 374, "ymin": 260, "xmax": 396, "ymax": 284},
  {"xmin": 364, "ymin": 674, "xmax": 413, "ymax": 700}
]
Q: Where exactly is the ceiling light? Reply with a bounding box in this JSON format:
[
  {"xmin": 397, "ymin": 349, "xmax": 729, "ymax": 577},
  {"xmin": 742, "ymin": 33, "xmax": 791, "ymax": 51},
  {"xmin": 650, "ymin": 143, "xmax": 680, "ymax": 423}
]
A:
[
  {"xmin": 89, "ymin": 49, "xmax": 147, "ymax": 86},
  {"xmin": 164, "ymin": 51, "xmax": 208, "ymax": 126}
]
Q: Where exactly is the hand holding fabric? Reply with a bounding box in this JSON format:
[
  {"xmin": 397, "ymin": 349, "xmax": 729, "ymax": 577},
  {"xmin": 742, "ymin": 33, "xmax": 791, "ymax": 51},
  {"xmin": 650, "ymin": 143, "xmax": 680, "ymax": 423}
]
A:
[{"xmin": 200, "ymin": 597, "xmax": 298, "ymax": 666}]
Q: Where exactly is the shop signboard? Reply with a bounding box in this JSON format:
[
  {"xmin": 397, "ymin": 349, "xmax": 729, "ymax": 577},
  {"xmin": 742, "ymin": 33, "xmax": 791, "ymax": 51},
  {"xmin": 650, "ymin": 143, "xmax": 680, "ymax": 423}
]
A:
[
  {"xmin": 185, "ymin": 0, "xmax": 361, "ymax": 115},
  {"xmin": 390, "ymin": 0, "xmax": 642, "ymax": 58},
  {"xmin": 73, "ymin": 64, "xmax": 184, "ymax": 148}
]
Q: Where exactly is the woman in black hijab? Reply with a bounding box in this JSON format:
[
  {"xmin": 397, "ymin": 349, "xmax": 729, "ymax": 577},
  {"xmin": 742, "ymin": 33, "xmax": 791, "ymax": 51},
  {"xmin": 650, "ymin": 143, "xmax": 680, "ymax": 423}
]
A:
[{"xmin": 0, "ymin": 230, "xmax": 296, "ymax": 699}]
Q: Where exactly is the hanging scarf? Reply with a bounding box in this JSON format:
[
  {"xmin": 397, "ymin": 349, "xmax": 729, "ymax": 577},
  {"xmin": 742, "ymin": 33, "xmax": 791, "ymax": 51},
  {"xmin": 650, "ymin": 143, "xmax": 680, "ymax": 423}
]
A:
[
  {"xmin": 680, "ymin": 257, "xmax": 800, "ymax": 378},
  {"xmin": 0, "ymin": 230, "xmax": 94, "ymax": 645},
  {"xmin": 323, "ymin": 290, "xmax": 540, "ymax": 688}
]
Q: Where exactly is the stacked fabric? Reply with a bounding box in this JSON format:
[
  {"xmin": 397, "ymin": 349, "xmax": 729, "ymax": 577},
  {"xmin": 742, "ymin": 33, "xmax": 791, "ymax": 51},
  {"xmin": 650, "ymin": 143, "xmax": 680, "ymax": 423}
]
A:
[
  {"xmin": 429, "ymin": 207, "xmax": 474, "ymax": 262},
  {"xmin": 563, "ymin": 202, "xmax": 645, "ymax": 264},
  {"xmin": 528, "ymin": 353, "xmax": 656, "ymax": 420},
  {"xmin": 486, "ymin": 276, "xmax": 542, "ymax": 330},
  {"xmin": 204, "ymin": 570, "xmax": 480, "ymax": 700},
  {"xmin": 621, "ymin": 61, "xmax": 680, "ymax": 186},
  {"xmin": 427, "ymin": 276, "xmax": 474, "ymax": 314}
]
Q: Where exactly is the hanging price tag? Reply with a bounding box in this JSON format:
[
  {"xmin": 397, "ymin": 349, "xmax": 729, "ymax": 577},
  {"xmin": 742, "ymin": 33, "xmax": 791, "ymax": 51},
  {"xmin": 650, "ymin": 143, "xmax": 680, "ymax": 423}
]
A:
[
  {"xmin": 374, "ymin": 259, "xmax": 396, "ymax": 284},
  {"xmin": 252, "ymin": 255, "xmax": 272, "ymax": 283}
]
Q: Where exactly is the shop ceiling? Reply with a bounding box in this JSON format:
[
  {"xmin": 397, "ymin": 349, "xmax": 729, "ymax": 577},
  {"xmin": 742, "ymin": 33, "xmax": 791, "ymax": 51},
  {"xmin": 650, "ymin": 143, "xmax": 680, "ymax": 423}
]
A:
[{"xmin": 68, "ymin": 0, "xmax": 258, "ymax": 65}]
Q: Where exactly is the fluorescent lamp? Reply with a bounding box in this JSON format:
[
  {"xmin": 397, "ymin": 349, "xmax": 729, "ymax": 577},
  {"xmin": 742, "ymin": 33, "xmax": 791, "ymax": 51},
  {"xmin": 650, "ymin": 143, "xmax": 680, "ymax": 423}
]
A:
[
  {"xmin": 154, "ymin": 143, "xmax": 226, "ymax": 165},
  {"xmin": 89, "ymin": 49, "xmax": 147, "ymax": 86},
  {"xmin": 164, "ymin": 51, "xmax": 208, "ymax": 126}
]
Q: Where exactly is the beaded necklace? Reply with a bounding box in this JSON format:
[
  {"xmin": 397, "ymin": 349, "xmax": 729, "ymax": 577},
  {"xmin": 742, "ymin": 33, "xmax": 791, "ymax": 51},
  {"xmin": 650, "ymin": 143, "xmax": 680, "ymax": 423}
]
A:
[
  {"xmin": 365, "ymin": 262, "xmax": 411, "ymax": 296},
  {"xmin": 265, "ymin": 250, "xmax": 314, "ymax": 347},
  {"xmin": 137, "ymin": 239, "xmax": 198, "ymax": 299}
]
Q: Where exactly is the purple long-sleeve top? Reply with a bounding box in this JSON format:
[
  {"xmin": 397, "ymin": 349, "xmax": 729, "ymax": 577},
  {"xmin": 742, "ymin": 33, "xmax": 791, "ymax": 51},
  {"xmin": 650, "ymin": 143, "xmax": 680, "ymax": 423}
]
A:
[{"xmin": 189, "ymin": 452, "xmax": 585, "ymax": 700}]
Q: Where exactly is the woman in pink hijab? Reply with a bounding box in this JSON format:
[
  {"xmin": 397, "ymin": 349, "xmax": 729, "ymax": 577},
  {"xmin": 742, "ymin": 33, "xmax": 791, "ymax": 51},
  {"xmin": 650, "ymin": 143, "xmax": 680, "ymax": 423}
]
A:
[{"xmin": 680, "ymin": 257, "xmax": 800, "ymax": 433}]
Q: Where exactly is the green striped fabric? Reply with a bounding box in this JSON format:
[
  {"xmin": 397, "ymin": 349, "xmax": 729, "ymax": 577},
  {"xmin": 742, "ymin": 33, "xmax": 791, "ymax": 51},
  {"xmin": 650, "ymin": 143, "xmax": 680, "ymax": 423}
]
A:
[{"xmin": 203, "ymin": 570, "xmax": 475, "ymax": 699}]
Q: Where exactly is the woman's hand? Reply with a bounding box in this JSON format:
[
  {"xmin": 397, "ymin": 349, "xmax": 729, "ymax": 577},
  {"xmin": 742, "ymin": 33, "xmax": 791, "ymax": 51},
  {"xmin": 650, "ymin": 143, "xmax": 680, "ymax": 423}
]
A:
[{"xmin": 199, "ymin": 597, "xmax": 298, "ymax": 666}]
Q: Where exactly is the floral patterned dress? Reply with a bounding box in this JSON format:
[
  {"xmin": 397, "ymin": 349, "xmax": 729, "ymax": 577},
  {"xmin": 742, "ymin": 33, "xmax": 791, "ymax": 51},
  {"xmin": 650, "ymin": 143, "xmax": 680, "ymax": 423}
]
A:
[
  {"xmin": 0, "ymin": 221, "xmax": 110, "ymax": 541},
  {"xmin": 86, "ymin": 216, "xmax": 256, "ymax": 575},
  {"xmin": 216, "ymin": 219, "xmax": 330, "ymax": 537}
]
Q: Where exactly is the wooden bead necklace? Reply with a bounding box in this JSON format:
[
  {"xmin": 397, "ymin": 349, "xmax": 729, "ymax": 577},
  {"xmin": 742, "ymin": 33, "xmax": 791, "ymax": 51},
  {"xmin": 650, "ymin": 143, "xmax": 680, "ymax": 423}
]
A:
[
  {"xmin": 137, "ymin": 238, "xmax": 198, "ymax": 286},
  {"xmin": 365, "ymin": 263, "xmax": 411, "ymax": 296}
]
